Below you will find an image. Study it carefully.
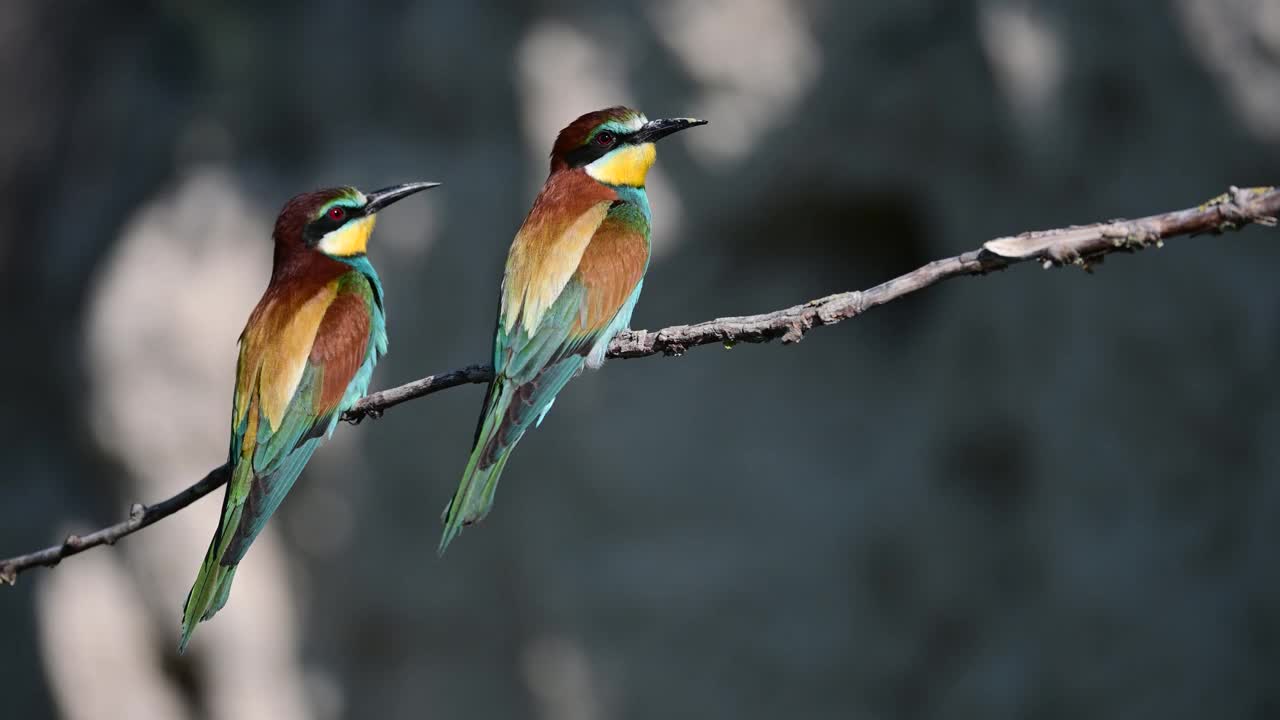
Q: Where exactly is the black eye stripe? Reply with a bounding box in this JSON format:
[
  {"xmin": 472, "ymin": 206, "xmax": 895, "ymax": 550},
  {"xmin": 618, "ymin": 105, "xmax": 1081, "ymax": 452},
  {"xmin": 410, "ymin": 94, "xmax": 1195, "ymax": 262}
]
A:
[
  {"xmin": 564, "ymin": 130, "xmax": 633, "ymax": 168},
  {"xmin": 303, "ymin": 203, "xmax": 365, "ymax": 245}
]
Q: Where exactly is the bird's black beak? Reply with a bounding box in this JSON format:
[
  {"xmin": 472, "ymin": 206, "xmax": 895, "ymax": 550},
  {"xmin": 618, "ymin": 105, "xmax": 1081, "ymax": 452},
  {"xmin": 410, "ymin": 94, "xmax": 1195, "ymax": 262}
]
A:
[
  {"xmin": 364, "ymin": 182, "xmax": 440, "ymax": 213},
  {"xmin": 632, "ymin": 117, "xmax": 708, "ymax": 143}
]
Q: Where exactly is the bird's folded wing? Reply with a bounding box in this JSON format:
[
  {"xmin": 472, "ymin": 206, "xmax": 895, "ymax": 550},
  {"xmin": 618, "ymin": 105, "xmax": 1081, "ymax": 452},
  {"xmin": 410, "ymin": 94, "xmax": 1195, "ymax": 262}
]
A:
[
  {"xmin": 498, "ymin": 204, "xmax": 650, "ymax": 384},
  {"xmin": 221, "ymin": 273, "xmax": 374, "ymax": 563},
  {"xmin": 571, "ymin": 204, "xmax": 649, "ymax": 335},
  {"xmin": 501, "ymin": 171, "xmax": 619, "ymax": 336}
]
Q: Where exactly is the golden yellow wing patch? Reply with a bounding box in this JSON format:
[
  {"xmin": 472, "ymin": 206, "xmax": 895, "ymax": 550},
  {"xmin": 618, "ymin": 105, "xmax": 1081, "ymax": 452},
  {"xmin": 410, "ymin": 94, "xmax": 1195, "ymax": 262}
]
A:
[
  {"xmin": 502, "ymin": 201, "xmax": 611, "ymax": 335},
  {"xmin": 235, "ymin": 279, "xmax": 340, "ymax": 430}
]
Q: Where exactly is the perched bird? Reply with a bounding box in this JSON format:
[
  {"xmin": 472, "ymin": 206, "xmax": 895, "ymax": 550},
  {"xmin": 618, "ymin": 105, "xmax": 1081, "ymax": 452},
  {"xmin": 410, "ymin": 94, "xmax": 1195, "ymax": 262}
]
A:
[
  {"xmin": 180, "ymin": 181, "xmax": 437, "ymax": 652},
  {"xmin": 439, "ymin": 107, "xmax": 705, "ymax": 553}
]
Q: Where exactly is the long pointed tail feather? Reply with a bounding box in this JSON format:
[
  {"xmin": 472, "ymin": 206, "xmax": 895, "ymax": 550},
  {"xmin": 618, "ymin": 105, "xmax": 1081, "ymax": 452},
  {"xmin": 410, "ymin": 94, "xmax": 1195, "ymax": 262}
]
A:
[
  {"xmin": 439, "ymin": 358, "xmax": 584, "ymax": 554},
  {"xmin": 178, "ymin": 533, "xmax": 239, "ymax": 653},
  {"xmin": 439, "ymin": 380, "xmax": 518, "ymax": 554},
  {"xmin": 178, "ymin": 465, "xmax": 248, "ymax": 653}
]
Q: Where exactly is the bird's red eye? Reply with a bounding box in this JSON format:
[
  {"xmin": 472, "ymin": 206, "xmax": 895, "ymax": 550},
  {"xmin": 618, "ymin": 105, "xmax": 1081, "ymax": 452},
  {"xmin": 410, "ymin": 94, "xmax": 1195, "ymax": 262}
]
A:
[
  {"xmin": 594, "ymin": 131, "xmax": 615, "ymax": 147},
  {"xmin": 327, "ymin": 206, "xmax": 346, "ymax": 221}
]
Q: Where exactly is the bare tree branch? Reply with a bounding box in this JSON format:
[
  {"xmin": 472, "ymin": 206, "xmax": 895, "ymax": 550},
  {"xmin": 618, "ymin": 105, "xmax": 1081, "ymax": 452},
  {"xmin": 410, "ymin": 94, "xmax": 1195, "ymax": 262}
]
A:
[
  {"xmin": 0, "ymin": 466, "xmax": 231, "ymax": 585},
  {"xmin": 2, "ymin": 185, "xmax": 1276, "ymax": 585}
]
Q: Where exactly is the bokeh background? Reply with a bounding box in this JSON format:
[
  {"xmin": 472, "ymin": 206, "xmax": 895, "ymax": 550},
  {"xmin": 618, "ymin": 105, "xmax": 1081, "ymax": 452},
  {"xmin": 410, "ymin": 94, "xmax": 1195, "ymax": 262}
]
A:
[{"xmin": 2, "ymin": 1, "xmax": 1279, "ymax": 718}]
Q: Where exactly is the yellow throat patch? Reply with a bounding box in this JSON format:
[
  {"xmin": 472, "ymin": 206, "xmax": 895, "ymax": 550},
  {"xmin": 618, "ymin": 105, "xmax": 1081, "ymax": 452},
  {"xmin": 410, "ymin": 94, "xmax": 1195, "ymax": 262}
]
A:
[
  {"xmin": 586, "ymin": 143, "xmax": 657, "ymax": 187},
  {"xmin": 318, "ymin": 215, "xmax": 377, "ymax": 257}
]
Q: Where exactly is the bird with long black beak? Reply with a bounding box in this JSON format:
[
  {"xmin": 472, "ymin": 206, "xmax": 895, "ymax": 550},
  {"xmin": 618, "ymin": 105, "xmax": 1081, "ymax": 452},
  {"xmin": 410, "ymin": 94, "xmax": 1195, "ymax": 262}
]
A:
[
  {"xmin": 439, "ymin": 107, "xmax": 705, "ymax": 553},
  {"xmin": 180, "ymin": 181, "xmax": 437, "ymax": 651}
]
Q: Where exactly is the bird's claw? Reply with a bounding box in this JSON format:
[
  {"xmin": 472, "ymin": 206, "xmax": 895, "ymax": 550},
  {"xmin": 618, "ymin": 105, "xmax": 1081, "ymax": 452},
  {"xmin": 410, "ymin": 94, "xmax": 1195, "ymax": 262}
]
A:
[{"xmin": 345, "ymin": 408, "xmax": 382, "ymax": 425}]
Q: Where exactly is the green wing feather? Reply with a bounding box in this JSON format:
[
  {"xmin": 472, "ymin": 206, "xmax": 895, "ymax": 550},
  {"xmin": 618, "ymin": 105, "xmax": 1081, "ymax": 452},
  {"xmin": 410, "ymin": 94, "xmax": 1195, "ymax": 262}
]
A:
[
  {"xmin": 439, "ymin": 200, "xmax": 651, "ymax": 554},
  {"xmin": 180, "ymin": 274, "xmax": 379, "ymax": 652},
  {"xmin": 179, "ymin": 365, "xmax": 332, "ymax": 652},
  {"xmin": 439, "ymin": 285, "xmax": 594, "ymax": 553}
]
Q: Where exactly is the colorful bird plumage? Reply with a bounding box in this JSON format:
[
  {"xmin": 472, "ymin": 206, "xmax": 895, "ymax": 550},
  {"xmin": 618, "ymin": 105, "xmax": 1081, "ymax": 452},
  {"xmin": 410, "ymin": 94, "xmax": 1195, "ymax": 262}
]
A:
[
  {"xmin": 439, "ymin": 107, "xmax": 705, "ymax": 553},
  {"xmin": 179, "ymin": 182, "xmax": 436, "ymax": 652}
]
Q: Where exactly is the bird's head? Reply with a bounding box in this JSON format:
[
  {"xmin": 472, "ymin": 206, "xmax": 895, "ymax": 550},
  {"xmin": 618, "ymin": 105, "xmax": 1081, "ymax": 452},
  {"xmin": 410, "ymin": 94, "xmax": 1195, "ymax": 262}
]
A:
[
  {"xmin": 273, "ymin": 182, "xmax": 439, "ymax": 259},
  {"xmin": 550, "ymin": 106, "xmax": 706, "ymax": 187}
]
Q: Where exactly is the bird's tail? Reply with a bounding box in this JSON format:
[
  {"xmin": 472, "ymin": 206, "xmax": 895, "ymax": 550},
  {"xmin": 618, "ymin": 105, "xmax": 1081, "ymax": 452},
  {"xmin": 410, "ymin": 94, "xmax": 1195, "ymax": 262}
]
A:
[
  {"xmin": 439, "ymin": 378, "xmax": 520, "ymax": 554},
  {"xmin": 439, "ymin": 359, "xmax": 581, "ymax": 554},
  {"xmin": 178, "ymin": 464, "xmax": 248, "ymax": 653}
]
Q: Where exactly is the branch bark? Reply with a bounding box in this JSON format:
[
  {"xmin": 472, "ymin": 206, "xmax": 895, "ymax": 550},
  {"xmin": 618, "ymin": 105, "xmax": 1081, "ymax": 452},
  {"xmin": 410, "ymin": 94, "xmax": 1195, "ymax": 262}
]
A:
[{"xmin": 2, "ymin": 185, "xmax": 1276, "ymax": 585}]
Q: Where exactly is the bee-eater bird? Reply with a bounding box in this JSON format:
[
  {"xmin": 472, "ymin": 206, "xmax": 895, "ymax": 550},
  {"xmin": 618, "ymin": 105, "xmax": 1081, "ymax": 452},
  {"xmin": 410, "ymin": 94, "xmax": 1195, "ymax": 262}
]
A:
[
  {"xmin": 439, "ymin": 107, "xmax": 705, "ymax": 553},
  {"xmin": 179, "ymin": 181, "xmax": 437, "ymax": 652}
]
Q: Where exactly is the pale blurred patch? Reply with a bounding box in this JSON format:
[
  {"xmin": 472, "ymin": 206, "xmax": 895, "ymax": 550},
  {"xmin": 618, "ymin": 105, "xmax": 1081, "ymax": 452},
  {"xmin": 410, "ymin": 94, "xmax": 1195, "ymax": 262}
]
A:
[
  {"xmin": 36, "ymin": 546, "xmax": 191, "ymax": 720},
  {"xmin": 77, "ymin": 166, "xmax": 322, "ymax": 720},
  {"xmin": 649, "ymin": 0, "xmax": 820, "ymax": 165},
  {"xmin": 522, "ymin": 633, "xmax": 611, "ymax": 720},
  {"xmin": 979, "ymin": 1, "xmax": 1065, "ymax": 134},
  {"xmin": 515, "ymin": 20, "xmax": 685, "ymax": 259},
  {"xmin": 1177, "ymin": 0, "xmax": 1280, "ymax": 143}
]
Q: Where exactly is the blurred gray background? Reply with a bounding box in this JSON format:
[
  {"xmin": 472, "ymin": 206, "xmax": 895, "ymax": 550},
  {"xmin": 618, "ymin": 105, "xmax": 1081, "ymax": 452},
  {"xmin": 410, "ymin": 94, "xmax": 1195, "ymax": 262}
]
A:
[{"xmin": 2, "ymin": 1, "xmax": 1278, "ymax": 718}]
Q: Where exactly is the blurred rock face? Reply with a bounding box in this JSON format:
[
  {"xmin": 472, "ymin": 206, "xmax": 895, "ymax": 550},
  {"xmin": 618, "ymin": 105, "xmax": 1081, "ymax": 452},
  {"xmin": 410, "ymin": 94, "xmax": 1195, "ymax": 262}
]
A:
[{"xmin": 1, "ymin": 2, "xmax": 1277, "ymax": 720}]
